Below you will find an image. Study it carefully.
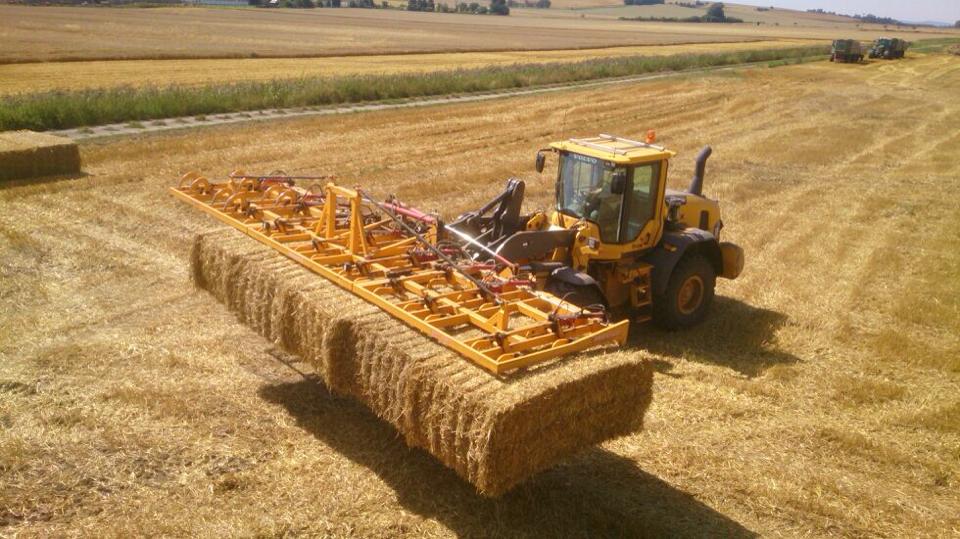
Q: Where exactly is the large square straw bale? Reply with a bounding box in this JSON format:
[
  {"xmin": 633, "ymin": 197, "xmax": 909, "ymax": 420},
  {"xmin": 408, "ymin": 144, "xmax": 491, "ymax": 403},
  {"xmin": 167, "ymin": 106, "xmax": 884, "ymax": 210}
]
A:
[{"xmin": 0, "ymin": 130, "xmax": 81, "ymax": 181}]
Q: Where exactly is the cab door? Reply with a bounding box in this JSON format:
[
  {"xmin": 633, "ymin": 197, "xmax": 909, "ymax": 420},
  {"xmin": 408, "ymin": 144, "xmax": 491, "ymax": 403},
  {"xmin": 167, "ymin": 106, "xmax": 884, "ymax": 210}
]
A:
[{"xmin": 620, "ymin": 160, "xmax": 667, "ymax": 253}]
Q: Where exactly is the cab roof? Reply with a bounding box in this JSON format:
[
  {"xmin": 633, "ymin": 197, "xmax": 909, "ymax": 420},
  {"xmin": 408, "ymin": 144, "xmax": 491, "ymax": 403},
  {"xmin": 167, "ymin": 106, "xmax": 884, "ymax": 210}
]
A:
[{"xmin": 550, "ymin": 134, "xmax": 676, "ymax": 165}]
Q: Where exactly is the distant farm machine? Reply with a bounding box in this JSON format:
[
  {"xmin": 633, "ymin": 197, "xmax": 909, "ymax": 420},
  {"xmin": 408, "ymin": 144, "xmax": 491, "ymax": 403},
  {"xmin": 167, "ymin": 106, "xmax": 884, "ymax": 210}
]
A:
[
  {"xmin": 172, "ymin": 134, "xmax": 743, "ymax": 374},
  {"xmin": 830, "ymin": 39, "xmax": 864, "ymax": 63},
  {"xmin": 869, "ymin": 37, "xmax": 908, "ymax": 59}
]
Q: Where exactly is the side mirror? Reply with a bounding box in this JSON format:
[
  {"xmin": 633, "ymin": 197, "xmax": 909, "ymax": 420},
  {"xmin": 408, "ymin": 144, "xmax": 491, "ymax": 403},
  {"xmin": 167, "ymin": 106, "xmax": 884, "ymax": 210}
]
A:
[
  {"xmin": 535, "ymin": 152, "xmax": 546, "ymax": 173},
  {"xmin": 611, "ymin": 174, "xmax": 627, "ymax": 195}
]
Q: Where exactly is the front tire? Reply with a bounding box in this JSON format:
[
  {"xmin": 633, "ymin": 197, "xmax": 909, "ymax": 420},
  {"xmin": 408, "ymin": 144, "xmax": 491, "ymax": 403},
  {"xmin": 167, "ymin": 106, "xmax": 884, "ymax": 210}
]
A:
[{"xmin": 654, "ymin": 254, "xmax": 716, "ymax": 330}]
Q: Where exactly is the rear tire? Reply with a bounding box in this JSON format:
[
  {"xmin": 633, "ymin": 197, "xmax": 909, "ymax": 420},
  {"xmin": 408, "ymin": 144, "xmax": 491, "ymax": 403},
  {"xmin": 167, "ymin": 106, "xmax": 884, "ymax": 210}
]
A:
[{"xmin": 654, "ymin": 254, "xmax": 716, "ymax": 330}]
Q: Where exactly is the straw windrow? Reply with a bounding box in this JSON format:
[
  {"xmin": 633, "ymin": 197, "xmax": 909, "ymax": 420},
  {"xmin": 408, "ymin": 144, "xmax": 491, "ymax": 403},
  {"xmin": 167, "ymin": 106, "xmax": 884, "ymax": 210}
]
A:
[{"xmin": 192, "ymin": 229, "xmax": 653, "ymax": 496}]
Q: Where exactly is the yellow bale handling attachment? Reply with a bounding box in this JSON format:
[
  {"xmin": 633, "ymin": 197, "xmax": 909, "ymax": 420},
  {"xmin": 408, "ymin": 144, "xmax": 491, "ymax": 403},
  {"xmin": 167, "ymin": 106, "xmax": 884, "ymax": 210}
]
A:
[{"xmin": 171, "ymin": 172, "xmax": 629, "ymax": 375}]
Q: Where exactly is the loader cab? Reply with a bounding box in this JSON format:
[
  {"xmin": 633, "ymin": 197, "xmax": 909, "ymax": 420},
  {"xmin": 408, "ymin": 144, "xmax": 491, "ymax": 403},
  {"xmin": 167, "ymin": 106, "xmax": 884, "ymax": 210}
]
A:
[
  {"xmin": 531, "ymin": 134, "xmax": 742, "ymax": 322},
  {"xmin": 543, "ymin": 135, "xmax": 674, "ymax": 259}
]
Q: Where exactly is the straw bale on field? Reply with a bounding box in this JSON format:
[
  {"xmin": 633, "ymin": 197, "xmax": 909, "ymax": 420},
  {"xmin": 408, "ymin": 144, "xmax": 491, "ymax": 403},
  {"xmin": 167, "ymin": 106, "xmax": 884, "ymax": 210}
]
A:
[
  {"xmin": 0, "ymin": 130, "xmax": 80, "ymax": 181},
  {"xmin": 192, "ymin": 229, "xmax": 654, "ymax": 496}
]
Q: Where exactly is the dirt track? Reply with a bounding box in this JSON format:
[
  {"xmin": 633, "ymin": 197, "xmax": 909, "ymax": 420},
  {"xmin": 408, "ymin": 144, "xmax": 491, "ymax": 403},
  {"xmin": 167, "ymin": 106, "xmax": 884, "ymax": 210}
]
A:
[
  {"xmin": 1, "ymin": 54, "xmax": 959, "ymax": 536},
  {"xmin": 48, "ymin": 59, "xmax": 790, "ymax": 141}
]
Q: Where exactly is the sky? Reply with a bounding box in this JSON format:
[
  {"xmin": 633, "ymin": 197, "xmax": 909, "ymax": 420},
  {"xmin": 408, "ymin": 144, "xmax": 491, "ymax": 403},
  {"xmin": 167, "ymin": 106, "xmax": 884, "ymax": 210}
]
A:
[{"xmin": 731, "ymin": 0, "xmax": 960, "ymax": 23}]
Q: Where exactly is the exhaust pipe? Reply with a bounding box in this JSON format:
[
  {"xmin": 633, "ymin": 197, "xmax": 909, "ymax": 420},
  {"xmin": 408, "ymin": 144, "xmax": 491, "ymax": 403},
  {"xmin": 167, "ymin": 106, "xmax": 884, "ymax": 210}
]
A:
[{"xmin": 687, "ymin": 145, "xmax": 712, "ymax": 197}]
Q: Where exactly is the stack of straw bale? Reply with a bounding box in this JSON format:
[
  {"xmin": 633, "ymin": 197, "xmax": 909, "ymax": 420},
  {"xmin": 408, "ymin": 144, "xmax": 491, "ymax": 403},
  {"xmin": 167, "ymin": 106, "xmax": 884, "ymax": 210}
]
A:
[{"xmin": 192, "ymin": 229, "xmax": 654, "ymax": 496}]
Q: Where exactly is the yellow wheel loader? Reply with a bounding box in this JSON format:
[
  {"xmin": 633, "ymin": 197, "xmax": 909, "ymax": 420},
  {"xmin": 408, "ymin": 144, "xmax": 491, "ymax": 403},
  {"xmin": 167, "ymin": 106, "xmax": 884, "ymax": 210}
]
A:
[
  {"xmin": 451, "ymin": 133, "xmax": 744, "ymax": 329},
  {"xmin": 171, "ymin": 133, "xmax": 744, "ymax": 494},
  {"xmin": 172, "ymin": 133, "xmax": 743, "ymax": 375}
]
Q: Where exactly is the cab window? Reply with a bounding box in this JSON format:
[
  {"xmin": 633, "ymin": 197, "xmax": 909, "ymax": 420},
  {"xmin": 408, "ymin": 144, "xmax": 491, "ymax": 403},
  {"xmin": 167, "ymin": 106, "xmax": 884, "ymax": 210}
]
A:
[
  {"xmin": 558, "ymin": 153, "xmax": 626, "ymax": 243},
  {"xmin": 622, "ymin": 162, "xmax": 661, "ymax": 242}
]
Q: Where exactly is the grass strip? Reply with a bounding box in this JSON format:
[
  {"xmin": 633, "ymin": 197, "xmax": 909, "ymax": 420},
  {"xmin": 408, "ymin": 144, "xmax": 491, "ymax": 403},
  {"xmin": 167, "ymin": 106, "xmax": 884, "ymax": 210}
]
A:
[
  {"xmin": 907, "ymin": 38, "xmax": 960, "ymax": 53},
  {"xmin": 0, "ymin": 45, "xmax": 831, "ymax": 132}
]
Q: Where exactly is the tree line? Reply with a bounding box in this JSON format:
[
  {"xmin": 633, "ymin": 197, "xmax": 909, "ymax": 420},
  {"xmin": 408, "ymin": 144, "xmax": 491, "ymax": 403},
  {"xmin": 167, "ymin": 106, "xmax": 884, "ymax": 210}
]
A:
[
  {"xmin": 620, "ymin": 2, "xmax": 742, "ymax": 23},
  {"xmin": 507, "ymin": 0, "xmax": 550, "ymax": 8},
  {"xmin": 250, "ymin": 0, "xmax": 508, "ymax": 12}
]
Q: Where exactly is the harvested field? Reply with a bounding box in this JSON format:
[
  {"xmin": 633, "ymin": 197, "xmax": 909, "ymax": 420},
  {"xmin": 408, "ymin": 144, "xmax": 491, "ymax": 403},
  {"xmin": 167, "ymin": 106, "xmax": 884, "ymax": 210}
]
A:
[
  {"xmin": 0, "ymin": 5, "xmax": 747, "ymax": 63},
  {"xmin": 0, "ymin": 130, "xmax": 80, "ymax": 181},
  {"xmin": 192, "ymin": 230, "xmax": 653, "ymax": 496},
  {"xmin": 0, "ymin": 39, "xmax": 811, "ymax": 95},
  {"xmin": 1, "ymin": 5, "xmax": 954, "ymax": 64},
  {"xmin": 2, "ymin": 52, "xmax": 960, "ymax": 536}
]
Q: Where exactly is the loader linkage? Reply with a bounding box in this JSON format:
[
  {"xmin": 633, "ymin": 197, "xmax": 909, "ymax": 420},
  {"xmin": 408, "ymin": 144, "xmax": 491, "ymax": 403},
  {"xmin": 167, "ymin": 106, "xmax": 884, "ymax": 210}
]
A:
[{"xmin": 171, "ymin": 172, "xmax": 629, "ymax": 375}]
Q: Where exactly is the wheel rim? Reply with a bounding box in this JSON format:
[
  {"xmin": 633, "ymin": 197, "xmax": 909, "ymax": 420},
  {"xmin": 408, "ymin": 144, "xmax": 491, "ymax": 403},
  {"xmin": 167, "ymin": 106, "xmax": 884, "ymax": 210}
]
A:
[{"xmin": 677, "ymin": 275, "xmax": 704, "ymax": 315}]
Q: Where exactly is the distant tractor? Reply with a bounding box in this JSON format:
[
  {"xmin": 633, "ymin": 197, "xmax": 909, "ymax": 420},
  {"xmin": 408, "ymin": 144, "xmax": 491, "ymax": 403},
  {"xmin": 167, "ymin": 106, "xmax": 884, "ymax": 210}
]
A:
[
  {"xmin": 830, "ymin": 39, "xmax": 864, "ymax": 63},
  {"xmin": 869, "ymin": 37, "xmax": 908, "ymax": 59}
]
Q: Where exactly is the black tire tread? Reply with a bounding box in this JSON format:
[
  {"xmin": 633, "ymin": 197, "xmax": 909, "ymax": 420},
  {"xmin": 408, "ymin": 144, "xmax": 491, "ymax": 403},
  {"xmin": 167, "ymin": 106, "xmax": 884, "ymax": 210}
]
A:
[{"xmin": 653, "ymin": 254, "xmax": 716, "ymax": 330}]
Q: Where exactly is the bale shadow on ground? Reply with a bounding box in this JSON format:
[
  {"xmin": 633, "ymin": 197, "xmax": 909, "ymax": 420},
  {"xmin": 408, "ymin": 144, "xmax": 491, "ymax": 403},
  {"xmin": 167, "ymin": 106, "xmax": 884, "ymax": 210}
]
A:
[
  {"xmin": 629, "ymin": 296, "xmax": 799, "ymax": 378},
  {"xmin": 260, "ymin": 378, "xmax": 757, "ymax": 538}
]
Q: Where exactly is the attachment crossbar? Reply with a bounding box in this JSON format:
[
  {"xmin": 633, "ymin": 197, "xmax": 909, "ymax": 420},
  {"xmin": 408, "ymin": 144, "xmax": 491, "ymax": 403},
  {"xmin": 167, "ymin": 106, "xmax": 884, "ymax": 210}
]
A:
[{"xmin": 171, "ymin": 172, "xmax": 628, "ymax": 375}]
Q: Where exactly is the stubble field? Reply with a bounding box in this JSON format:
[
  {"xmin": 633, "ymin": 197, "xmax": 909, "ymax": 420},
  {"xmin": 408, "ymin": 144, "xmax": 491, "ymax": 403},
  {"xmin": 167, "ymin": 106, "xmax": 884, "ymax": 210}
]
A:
[
  {"xmin": 0, "ymin": 5, "xmax": 750, "ymax": 63},
  {"xmin": 1, "ymin": 4, "xmax": 953, "ymax": 64},
  {"xmin": 1, "ymin": 52, "xmax": 959, "ymax": 537}
]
